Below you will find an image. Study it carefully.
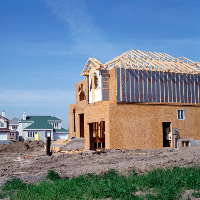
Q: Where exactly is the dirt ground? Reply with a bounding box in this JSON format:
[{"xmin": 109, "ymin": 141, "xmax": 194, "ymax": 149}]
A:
[{"xmin": 0, "ymin": 141, "xmax": 200, "ymax": 187}]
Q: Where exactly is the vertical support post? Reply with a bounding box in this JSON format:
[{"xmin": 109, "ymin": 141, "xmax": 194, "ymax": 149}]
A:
[
  {"xmin": 174, "ymin": 134, "xmax": 176, "ymax": 149},
  {"xmin": 91, "ymin": 62, "xmax": 95, "ymax": 103},
  {"xmin": 46, "ymin": 136, "xmax": 51, "ymax": 156}
]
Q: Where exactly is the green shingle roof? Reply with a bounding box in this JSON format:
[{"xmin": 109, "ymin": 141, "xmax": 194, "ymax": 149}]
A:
[
  {"xmin": 54, "ymin": 128, "xmax": 69, "ymax": 133},
  {"xmin": 22, "ymin": 116, "xmax": 57, "ymax": 130},
  {"xmin": 48, "ymin": 116, "xmax": 61, "ymax": 121}
]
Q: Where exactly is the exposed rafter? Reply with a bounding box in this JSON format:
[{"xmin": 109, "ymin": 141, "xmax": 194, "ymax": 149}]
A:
[
  {"xmin": 81, "ymin": 58, "xmax": 104, "ymax": 76},
  {"xmin": 81, "ymin": 50, "xmax": 200, "ymax": 76}
]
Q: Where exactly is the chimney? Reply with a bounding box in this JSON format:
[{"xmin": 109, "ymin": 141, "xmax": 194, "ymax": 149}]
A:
[
  {"xmin": 2, "ymin": 110, "xmax": 5, "ymax": 117},
  {"xmin": 23, "ymin": 111, "xmax": 26, "ymax": 120}
]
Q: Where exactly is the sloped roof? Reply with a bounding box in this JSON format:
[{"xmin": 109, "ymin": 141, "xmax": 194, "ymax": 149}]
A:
[
  {"xmin": 9, "ymin": 117, "xmax": 19, "ymax": 125},
  {"xmin": 0, "ymin": 115, "xmax": 10, "ymax": 122},
  {"xmin": 81, "ymin": 50, "xmax": 200, "ymax": 75},
  {"xmin": 54, "ymin": 128, "xmax": 69, "ymax": 133},
  {"xmin": 22, "ymin": 116, "xmax": 58, "ymax": 130},
  {"xmin": 48, "ymin": 116, "xmax": 62, "ymax": 121}
]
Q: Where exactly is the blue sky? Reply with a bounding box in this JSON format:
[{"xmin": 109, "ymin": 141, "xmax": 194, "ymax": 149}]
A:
[{"xmin": 0, "ymin": 0, "xmax": 200, "ymax": 129}]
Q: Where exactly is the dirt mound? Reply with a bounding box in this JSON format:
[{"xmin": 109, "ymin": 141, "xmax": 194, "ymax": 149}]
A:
[
  {"xmin": 0, "ymin": 144, "xmax": 200, "ymax": 188},
  {"xmin": 0, "ymin": 140, "xmax": 45, "ymax": 153}
]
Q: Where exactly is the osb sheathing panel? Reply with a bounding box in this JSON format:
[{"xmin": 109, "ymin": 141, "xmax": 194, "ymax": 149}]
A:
[
  {"xmin": 109, "ymin": 68, "xmax": 116, "ymax": 102},
  {"xmin": 69, "ymin": 78, "xmax": 89, "ymax": 139},
  {"xmin": 83, "ymin": 102, "xmax": 110, "ymax": 149},
  {"xmin": 70, "ymin": 67, "xmax": 200, "ymax": 150},
  {"xmin": 108, "ymin": 103, "xmax": 200, "ymax": 149}
]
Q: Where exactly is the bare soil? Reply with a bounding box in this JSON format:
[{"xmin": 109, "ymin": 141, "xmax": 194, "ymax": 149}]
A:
[{"xmin": 0, "ymin": 141, "xmax": 200, "ymax": 187}]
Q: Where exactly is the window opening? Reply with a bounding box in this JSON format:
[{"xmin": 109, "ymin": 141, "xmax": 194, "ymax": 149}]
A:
[
  {"xmin": 182, "ymin": 141, "xmax": 190, "ymax": 147},
  {"xmin": 0, "ymin": 122, "xmax": 4, "ymax": 127},
  {"xmin": 94, "ymin": 72, "xmax": 99, "ymax": 89},
  {"xmin": 10, "ymin": 132, "xmax": 14, "ymax": 136},
  {"xmin": 52, "ymin": 123, "xmax": 58, "ymax": 128},
  {"xmin": 28, "ymin": 132, "xmax": 35, "ymax": 137},
  {"xmin": 78, "ymin": 84, "xmax": 86, "ymax": 101},
  {"xmin": 177, "ymin": 110, "xmax": 185, "ymax": 120},
  {"xmin": 73, "ymin": 109, "xmax": 76, "ymax": 132}
]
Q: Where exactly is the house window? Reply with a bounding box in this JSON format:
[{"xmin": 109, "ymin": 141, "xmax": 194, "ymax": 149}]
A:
[
  {"xmin": 45, "ymin": 131, "xmax": 51, "ymax": 137},
  {"xmin": 28, "ymin": 132, "xmax": 35, "ymax": 137},
  {"xmin": 10, "ymin": 132, "xmax": 14, "ymax": 136},
  {"xmin": 12, "ymin": 125, "xmax": 18, "ymax": 129},
  {"xmin": 52, "ymin": 123, "xmax": 58, "ymax": 128},
  {"xmin": 0, "ymin": 122, "xmax": 4, "ymax": 127},
  {"xmin": 177, "ymin": 110, "xmax": 185, "ymax": 120}
]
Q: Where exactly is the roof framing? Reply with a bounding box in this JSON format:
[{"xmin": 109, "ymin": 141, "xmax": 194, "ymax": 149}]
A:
[
  {"xmin": 81, "ymin": 50, "xmax": 200, "ymax": 76},
  {"xmin": 81, "ymin": 58, "xmax": 104, "ymax": 76}
]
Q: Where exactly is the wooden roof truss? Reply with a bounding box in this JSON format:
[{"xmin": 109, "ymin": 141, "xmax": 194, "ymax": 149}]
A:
[
  {"xmin": 81, "ymin": 58, "xmax": 104, "ymax": 76},
  {"xmin": 81, "ymin": 50, "xmax": 200, "ymax": 76}
]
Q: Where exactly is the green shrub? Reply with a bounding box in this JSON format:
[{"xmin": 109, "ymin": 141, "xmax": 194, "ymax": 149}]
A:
[{"xmin": 46, "ymin": 169, "xmax": 59, "ymax": 181}]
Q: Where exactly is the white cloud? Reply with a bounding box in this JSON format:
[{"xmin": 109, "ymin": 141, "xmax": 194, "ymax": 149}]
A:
[
  {"xmin": 47, "ymin": 0, "xmax": 106, "ymax": 44},
  {"xmin": 45, "ymin": 0, "xmax": 120, "ymax": 60}
]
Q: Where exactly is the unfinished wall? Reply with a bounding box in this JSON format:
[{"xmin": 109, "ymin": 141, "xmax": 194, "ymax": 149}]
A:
[
  {"xmin": 69, "ymin": 64, "xmax": 200, "ymax": 150},
  {"xmin": 108, "ymin": 103, "xmax": 200, "ymax": 149},
  {"xmin": 83, "ymin": 101, "xmax": 110, "ymax": 149},
  {"xmin": 69, "ymin": 78, "xmax": 89, "ymax": 139}
]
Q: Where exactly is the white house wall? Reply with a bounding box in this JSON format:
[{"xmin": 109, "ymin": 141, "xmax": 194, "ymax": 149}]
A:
[
  {"xmin": 0, "ymin": 118, "xmax": 7, "ymax": 128},
  {"xmin": 23, "ymin": 130, "xmax": 53, "ymax": 141},
  {"xmin": 18, "ymin": 122, "xmax": 32, "ymax": 137}
]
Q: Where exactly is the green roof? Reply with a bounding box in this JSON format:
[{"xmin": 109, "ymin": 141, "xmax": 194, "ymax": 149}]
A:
[
  {"xmin": 48, "ymin": 116, "xmax": 61, "ymax": 121},
  {"xmin": 22, "ymin": 116, "xmax": 55, "ymax": 130},
  {"xmin": 54, "ymin": 128, "xmax": 69, "ymax": 133}
]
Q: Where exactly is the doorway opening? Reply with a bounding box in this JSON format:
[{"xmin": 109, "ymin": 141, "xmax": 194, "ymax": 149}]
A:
[
  {"xmin": 182, "ymin": 141, "xmax": 190, "ymax": 147},
  {"xmin": 163, "ymin": 122, "xmax": 171, "ymax": 147},
  {"xmin": 89, "ymin": 121, "xmax": 105, "ymax": 150},
  {"xmin": 79, "ymin": 114, "xmax": 84, "ymax": 138}
]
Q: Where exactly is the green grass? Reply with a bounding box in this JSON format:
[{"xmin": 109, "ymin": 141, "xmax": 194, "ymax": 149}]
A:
[{"xmin": 0, "ymin": 166, "xmax": 200, "ymax": 200}]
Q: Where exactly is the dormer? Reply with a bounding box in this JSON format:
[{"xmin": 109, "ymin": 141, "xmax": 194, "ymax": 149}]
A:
[
  {"xmin": 81, "ymin": 58, "xmax": 110, "ymax": 103},
  {"xmin": 0, "ymin": 111, "xmax": 10, "ymax": 129}
]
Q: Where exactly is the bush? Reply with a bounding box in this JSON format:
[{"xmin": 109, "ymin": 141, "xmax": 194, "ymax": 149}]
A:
[{"xmin": 46, "ymin": 169, "xmax": 59, "ymax": 181}]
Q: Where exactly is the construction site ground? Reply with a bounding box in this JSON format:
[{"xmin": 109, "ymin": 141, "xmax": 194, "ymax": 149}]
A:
[{"xmin": 0, "ymin": 140, "xmax": 200, "ymax": 186}]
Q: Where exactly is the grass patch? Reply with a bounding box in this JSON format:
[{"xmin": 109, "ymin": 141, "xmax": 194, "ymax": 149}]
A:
[
  {"xmin": 192, "ymin": 191, "xmax": 200, "ymax": 198},
  {"xmin": 0, "ymin": 166, "xmax": 200, "ymax": 199}
]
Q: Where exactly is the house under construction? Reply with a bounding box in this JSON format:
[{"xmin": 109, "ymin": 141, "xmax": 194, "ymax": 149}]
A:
[{"xmin": 69, "ymin": 50, "xmax": 200, "ymax": 150}]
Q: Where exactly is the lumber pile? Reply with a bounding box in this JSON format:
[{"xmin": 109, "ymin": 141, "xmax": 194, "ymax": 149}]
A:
[
  {"xmin": 61, "ymin": 149, "xmax": 85, "ymax": 154},
  {"xmin": 52, "ymin": 139, "xmax": 71, "ymax": 145}
]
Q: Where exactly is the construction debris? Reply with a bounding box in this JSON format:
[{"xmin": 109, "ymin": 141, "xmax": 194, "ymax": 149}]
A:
[{"xmin": 61, "ymin": 149, "xmax": 85, "ymax": 154}]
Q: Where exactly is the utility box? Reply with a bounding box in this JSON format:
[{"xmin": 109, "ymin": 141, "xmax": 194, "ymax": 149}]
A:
[
  {"xmin": 173, "ymin": 128, "xmax": 177, "ymax": 135},
  {"xmin": 35, "ymin": 134, "xmax": 39, "ymax": 141}
]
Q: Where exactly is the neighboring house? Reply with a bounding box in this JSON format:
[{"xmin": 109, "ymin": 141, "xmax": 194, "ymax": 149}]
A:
[
  {"xmin": 18, "ymin": 112, "xmax": 69, "ymax": 141},
  {"xmin": 0, "ymin": 110, "xmax": 10, "ymax": 141},
  {"xmin": 8, "ymin": 117, "xmax": 19, "ymax": 141},
  {"xmin": 69, "ymin": 50, "xmax": 200, "ymax": 150}
]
